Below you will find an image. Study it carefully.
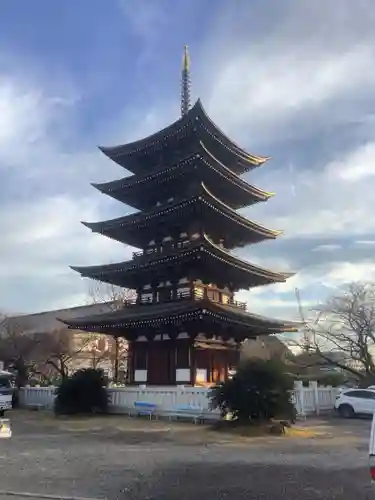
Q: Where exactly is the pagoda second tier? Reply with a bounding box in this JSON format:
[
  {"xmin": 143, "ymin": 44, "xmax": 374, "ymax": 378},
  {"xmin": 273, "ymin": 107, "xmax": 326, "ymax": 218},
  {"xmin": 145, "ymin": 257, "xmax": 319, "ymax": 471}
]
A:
[
  {"xmin": 59, "ymin": 298, "xmax": 298, "ymax": 340},
  {"xmin": 82, "ymin": 183, "xmax": 281, "ymax": 249},
  {"xmin": 99, "ymin": 100, "xmax": 269, "ymax": 176},
  {"xmin": 93, "ymin": 142, "xmax": 273, "ymax": 212},
  {"xmin": 70, "ymin": 234, "xmax": 293, "ymax": 291}
]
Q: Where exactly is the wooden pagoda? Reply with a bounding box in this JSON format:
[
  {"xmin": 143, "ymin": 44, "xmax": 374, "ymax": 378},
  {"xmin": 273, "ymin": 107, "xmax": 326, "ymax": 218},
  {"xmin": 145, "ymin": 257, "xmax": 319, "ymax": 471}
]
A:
[{"xmin": 61, "ymin": 46, "xmax": 298, "ymax": 386}]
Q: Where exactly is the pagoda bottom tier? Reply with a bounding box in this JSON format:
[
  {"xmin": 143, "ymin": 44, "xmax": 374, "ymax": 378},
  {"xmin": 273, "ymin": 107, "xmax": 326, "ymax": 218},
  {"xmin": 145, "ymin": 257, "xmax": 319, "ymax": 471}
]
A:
[
  {"xmin": 61, "ymin": 298, "xmax": 298, "ymax": 386},
  {"xmin": 128, "ymin": 336, "xmax": 240, "ymax": 386}
]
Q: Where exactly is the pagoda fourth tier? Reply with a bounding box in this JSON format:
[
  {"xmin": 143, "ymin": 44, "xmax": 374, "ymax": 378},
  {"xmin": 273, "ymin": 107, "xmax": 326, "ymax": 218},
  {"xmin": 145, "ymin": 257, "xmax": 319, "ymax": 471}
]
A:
[
  {"xmin": 82, "ymin": 182, "xmax": 281, "ymax": 250},
  {"xmin": 99, "ymin": 99, "xmax": 269, "ymax": 176}
]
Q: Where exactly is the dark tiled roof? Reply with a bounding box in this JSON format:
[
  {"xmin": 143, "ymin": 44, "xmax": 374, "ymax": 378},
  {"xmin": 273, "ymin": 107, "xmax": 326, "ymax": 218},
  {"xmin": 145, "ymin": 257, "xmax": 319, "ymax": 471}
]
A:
[
  {"xmin": 99, "ymin": 100, "xmax": 267, "ymax": 164},
  {"xmin": 71, "ymin": 234, "xmax": 292, "ymax": 289},
  {"xmin": 60, "ymin": 299, "xmax": 299, "ymax": 333},
  {"xmin": 2, "ymin": 302, "xmax": 115, "ymax": 335}
]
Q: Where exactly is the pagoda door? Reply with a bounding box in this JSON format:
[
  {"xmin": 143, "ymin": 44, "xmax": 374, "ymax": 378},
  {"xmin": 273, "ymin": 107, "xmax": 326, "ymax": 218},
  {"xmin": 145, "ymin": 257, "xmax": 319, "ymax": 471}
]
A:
[{"xmin": 147, "ymin": 341, "xmax": 173, "ymax": 385}]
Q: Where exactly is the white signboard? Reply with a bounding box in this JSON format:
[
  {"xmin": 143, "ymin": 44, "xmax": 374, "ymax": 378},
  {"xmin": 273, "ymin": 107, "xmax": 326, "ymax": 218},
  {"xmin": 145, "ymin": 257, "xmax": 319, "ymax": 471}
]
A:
[{"xmin": 0, "ymin": 419, "xmax": 11, "ymax": 438}]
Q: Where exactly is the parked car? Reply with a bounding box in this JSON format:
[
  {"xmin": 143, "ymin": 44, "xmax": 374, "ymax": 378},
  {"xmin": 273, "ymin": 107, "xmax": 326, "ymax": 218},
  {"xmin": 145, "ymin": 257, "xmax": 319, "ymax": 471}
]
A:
[
  {"xmin": 369, "ymin": 410, "xmax": 375, "ymax": 482},
  {"xmin": 0, "ymin": 371, "xmax": 13, "ymax": 416},
  {"xmin": 334, "ymin": 388, "xmax": 375, "ymax": 418}
]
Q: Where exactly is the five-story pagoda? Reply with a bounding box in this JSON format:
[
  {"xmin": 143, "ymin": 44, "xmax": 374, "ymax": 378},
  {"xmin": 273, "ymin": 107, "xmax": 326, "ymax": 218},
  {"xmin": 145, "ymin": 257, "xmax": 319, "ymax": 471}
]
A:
[{"xmin": 62, "ymin": 46, "xmax": 298, "ymax": 386}]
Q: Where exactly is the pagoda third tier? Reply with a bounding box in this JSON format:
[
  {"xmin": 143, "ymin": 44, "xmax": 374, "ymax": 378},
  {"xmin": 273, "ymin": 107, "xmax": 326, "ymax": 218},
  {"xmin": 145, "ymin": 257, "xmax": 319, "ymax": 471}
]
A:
[
  {"xmin": 82, "ymin": 182, "xmax": 282, "ymax": 250},
  {"xmin": 99, "ymin": 100, "xmax": 269, "ymax": 176},
  {"xmin": 70, "ymin": 234, "xmax": 293, "ymax": 291},
  {"xmin": 93, "ymin": 142, "xmax": 273, "ymax": 212}
]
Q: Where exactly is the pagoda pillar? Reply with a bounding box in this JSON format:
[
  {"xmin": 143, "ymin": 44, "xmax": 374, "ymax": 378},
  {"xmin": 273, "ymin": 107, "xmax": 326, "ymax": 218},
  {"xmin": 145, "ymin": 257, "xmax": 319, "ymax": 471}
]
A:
[
  {"xmin": 190, "ymin": 343, "xmax": 196, "ymax": 386},
  {"xmin": 152, "ymin": 284, "xmax": 158, "ymax": 304}
]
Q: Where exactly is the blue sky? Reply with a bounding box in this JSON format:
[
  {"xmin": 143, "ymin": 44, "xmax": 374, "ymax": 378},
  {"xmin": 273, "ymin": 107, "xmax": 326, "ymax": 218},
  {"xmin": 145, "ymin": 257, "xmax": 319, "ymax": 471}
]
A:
[{"xmin": 1, "ymin": 0, "xmax": 375, "ymax": 321}]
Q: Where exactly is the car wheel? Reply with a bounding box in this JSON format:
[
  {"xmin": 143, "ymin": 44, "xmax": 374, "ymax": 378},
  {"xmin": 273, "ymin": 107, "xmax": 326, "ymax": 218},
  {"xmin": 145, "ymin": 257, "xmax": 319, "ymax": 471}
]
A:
[{"xmin": 338, "ymin": 404, "xmax": 355, "ymax": 418}]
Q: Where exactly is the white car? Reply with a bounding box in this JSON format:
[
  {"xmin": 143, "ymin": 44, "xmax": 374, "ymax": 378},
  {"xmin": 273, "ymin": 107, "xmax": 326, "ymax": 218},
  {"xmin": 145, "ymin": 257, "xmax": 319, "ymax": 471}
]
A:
[
  {"xmin": 369, "ymin": 411, "xmax": 375, "ymax": 482},
  {"xmin": 334, "ymin": 388, "xmax": 375, "ymax": 418}
]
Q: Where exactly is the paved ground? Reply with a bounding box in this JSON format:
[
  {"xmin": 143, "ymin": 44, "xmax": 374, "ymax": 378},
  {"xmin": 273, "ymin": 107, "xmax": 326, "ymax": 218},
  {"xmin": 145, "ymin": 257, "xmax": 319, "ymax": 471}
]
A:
[{"xmin": 0, "ymin": 411, "xmax": 373, "ymax": 499}]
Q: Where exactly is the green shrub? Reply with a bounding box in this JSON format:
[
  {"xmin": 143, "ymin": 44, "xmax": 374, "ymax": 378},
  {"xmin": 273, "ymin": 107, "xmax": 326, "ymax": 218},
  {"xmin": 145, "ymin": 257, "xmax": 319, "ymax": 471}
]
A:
[
  {"xmin": 210, "ymin": 359, "xmax": 296, "ymax": 424},
  {"xmin": 54, "ymin": 368, "xmax": 109, "ymax": 416}
]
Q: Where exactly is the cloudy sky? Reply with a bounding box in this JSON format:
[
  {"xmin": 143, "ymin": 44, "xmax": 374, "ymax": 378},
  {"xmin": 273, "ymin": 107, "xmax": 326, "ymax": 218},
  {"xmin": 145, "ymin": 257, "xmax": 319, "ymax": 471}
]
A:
[{"xmin": 1, "ymin": 0, "xmax": 375, "ymax": 321}]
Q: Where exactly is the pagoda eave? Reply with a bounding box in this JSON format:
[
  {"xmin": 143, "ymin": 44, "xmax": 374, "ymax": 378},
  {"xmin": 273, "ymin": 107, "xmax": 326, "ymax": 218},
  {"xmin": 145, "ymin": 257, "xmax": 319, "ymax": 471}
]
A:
[
  {"xmin": 91, "ymin": 148, "xmax": 272, "ymax": 212},
  {"xmin": 81, "ymin": 186, "xmax": 281, "ymax": 250},
  {"xmin": 70, "ymin": 239, "xmax": 292, "ymax": 290},
  {"xmin": 98, "ymin": 100, "xmax": 269, "ymax": 176},
  {"xmin": 59, "ymin": 299, "xmax": 300, "ymax": 340}
]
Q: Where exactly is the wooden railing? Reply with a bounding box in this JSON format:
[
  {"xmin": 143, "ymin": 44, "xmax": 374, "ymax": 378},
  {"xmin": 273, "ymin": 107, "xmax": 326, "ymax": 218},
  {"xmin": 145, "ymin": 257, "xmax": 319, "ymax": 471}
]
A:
[
  {"xmin": 122, "ymin": 289, "xmax": 247, "ymax": 310},
  {"xmin": 123, "ymin": 289, "xmax": 193, "ymax": 306},
  {"xmin": 132, "ymin": 239, "xmax": 198, "ymax": 260},
  {"xmin": 226, "ymin": 300, "xmax": 247, "ymax": 310}
]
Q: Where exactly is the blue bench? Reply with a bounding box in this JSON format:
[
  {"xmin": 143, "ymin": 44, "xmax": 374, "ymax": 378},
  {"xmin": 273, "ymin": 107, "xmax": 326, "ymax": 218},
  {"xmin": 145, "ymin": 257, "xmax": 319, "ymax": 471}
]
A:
[
  {"xmin": 134, "ymin": 401, "xmax": 158, "ymax": 419},
  {"xmin": 168, "ymin": 405, "xmax": 204, "ymax": 424}
]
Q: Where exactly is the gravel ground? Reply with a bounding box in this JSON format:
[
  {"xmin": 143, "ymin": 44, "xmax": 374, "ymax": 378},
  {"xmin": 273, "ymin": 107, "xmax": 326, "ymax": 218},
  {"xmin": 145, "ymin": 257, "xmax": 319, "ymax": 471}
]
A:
[{"xmin": 0, "ymin": 411, "xmax": 373, "ymax": 499}]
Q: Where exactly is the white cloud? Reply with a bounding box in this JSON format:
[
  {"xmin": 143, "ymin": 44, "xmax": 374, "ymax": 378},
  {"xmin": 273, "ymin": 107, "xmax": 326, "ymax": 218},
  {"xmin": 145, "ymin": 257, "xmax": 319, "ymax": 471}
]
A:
[
  {"xmin": 246, "ymin": 138, "xmax": 375, "ymax": 241},
  {"xmin": 312, "ymin": 245, "xmax": 342, "ymax": 252},
  {"xmin": 198, "ymin": 1, "xmax": 375, "ymax": 146},
  {"xmin": 353, "ymin": 240, "xmax": 375, "ymax": 247},
  {"xmin": 207, "ymin": 47, "xmax": 374, "ymax": 140},
  {"xmin": 327, "ymin": 142, "xmax": 375, "ymax": 182},
  {"xmin": 325, "ymin": 261, "xmax": 375, "ymax": 284},
  {"xmin": 0, "ymin": 194, "xmax": 131, "ymax": 280},
  {"xmin": 236, "ymin": 259, "xmax": 375, "ymax": 321},
  {"xmin": 0, "ymin": 70, "xmax": 136, "ymax": 312}
]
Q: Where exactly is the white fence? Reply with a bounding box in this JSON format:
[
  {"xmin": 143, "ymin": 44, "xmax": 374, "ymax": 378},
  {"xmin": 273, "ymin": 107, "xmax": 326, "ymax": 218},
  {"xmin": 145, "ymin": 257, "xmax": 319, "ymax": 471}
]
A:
[{"xmin": 18, "ymin": 380, "xmax": 338, "ymax": 418}]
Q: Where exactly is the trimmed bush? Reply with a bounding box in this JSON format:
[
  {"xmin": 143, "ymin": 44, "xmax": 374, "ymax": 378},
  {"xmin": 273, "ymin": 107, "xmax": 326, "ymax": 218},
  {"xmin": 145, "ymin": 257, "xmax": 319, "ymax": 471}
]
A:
[
  {"xmin": 210, "ymin": 358, "xmax": 296, "ymax": 424},
  {"xmin": 54, "ymin": 368, "xmax": 109, "ymax": 416}
]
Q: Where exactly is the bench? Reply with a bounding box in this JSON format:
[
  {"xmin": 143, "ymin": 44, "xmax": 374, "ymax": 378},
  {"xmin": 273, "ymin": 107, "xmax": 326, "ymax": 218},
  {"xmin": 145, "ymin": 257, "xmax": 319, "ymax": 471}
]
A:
[
  {"xmin": 134, "ymin": 401, "xmax": 158, "ymax": 419},
  {"xmin": 29, "ymin": 403, "xmax": 46, "ymax": 411},
  {"xmin": 168, "ymin": 405, "xmax": 205, "ymax": 424}
]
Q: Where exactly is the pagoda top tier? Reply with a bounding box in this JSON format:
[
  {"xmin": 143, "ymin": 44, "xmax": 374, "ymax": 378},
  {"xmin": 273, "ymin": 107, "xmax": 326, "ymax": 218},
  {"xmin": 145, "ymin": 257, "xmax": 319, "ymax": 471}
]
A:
[{"xmin": 99, "ymin": 99, "xmax": 269, "ymax": 176}]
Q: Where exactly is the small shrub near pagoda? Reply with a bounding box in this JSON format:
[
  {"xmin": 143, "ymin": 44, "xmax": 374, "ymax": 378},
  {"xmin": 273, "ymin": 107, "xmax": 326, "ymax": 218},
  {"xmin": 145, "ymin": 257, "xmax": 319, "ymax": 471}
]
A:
[
  {"xmin": 54, "ymin": 368, "xmax": 109, "ymax": 416},
  {"xmin": 210, "ymin": 359, "xmax": 296, "ymax": 425}
]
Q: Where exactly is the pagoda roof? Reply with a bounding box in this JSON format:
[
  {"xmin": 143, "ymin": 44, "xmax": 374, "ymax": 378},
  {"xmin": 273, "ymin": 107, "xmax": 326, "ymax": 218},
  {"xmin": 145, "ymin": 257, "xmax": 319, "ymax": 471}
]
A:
[
  {"xmin": 93, "ymin": 141, "xmax": 273, "ymax": 211},
  {"xmin": 70, "ymin": 234, "xmax": 293, "ymax": 290},
  {"xmin": 99, "ymin": 100, "xmax": 269, "ymax": 175},
  {"xmin": 82, "ymin": 183, "xmax": 281, "ymax": 249},
  {"xmin": 59, "ymin": 297, "xmax": 299, "ymax": 339}
]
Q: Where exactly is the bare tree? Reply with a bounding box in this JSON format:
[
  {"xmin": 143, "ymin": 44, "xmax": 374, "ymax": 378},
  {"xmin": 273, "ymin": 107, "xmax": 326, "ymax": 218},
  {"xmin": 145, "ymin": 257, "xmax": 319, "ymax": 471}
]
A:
[
  {"xmin": 39, "ymin": 328, "xmax": 98, "ymax": 380},
  {"xmin": 0, "ymin": 316, "xmax": 42, "ymax": 386},
  {"xmin": 88, "ymin": 282, "xmax": 135, "ymax": 382},
  {"xmin": 88, "ymin": 282, "xmax": 136, "ymax": 309},
  {"xmin": 291, "ymin": 282, "xmax": 375, "ymax": 382}
]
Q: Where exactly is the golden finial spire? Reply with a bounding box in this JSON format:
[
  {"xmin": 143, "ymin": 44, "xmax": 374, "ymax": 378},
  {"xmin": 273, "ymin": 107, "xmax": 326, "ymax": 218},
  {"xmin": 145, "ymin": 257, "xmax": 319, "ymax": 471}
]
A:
[
  {"xmin": 183, "ymin": 44, "xmax": 190, "ymax": 72},
  {"xmin": 181, "ymin": 45, "xmax": 191, "ymax": 117}
]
